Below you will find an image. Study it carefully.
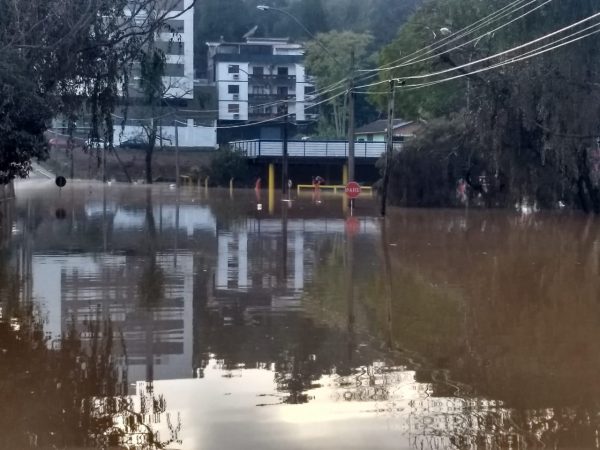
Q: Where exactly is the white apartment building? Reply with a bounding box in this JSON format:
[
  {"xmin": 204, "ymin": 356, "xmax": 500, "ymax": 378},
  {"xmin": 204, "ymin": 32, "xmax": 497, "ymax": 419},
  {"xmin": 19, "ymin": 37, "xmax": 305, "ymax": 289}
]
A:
[
  {"xmin": 154, "ymin": 0, "xmax": 195, "ymax": 99},
  {"xmin": 125, "ymin": 0, "xmax": 195, "ymax": 99},
  {"xmin": 119, "ymin": 0, "xmax": 218, "ymax": 148},
  {"xmin": 207, "ymin": 38, "xmax": 317, "ymax": 123}
]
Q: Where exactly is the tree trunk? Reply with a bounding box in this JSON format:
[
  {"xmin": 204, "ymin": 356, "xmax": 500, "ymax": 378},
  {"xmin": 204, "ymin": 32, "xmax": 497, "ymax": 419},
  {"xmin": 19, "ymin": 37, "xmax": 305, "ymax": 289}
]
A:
[{"xmin": 145, "ymin": 146, "xmax": 154, "ymax": 184}]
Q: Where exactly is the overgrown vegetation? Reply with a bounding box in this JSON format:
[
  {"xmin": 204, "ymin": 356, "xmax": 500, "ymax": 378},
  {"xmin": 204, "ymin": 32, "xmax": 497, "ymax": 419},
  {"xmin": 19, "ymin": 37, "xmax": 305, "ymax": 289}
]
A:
[
  {"xmin": 0, "ymin": 0, "xmax": 193, "ymax": 184},
  {"xmin": 202, "ymin": 147, "xmax": 256, "ymax": 187},
  {"xmin": 375, "ymin": 0, "xmax": 600, "ymax": 212}
]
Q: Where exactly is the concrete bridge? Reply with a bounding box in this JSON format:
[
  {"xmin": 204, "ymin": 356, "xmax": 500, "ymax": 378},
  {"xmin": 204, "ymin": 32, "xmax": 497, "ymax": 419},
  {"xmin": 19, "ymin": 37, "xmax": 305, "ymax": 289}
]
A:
[
  {"xmin": 230, "ymin": 139, "xmax": 392, "ymax": 161},
  {"xmin": 230, "ymin": 139, "xmax": 393, "ymax": 185}
]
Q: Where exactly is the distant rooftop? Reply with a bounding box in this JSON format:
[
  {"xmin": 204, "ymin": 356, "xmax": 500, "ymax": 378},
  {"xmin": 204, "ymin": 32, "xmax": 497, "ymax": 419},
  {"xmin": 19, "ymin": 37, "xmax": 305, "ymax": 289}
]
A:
[
  {"xmin": 206, "ymin": 37, "xmax": 300, "ymax": 47},
  {"xmin": 355, "ymin": 119, "xmax": 414, "ymax": 135}
]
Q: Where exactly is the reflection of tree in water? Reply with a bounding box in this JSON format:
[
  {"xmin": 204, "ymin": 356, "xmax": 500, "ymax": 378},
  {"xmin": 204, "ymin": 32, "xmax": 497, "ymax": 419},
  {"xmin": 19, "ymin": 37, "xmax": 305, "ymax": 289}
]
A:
[
  {"xmin": 274, "ymin": 353, "xmax": 321, "ymax": 404},
  {"xmin": 139, "ymin": 188, "xmax": 165, "ymax": 309},
  {"xmin": 0, "ymin": 301, "xmax": 182, "ymax": 449},
  {"xmin": 407, "ymin": 403, "xmax": 600, "ymax": 450},
  {"xmin": 0, "ymin": 306, "xmax": 121, "ymax": 447}
]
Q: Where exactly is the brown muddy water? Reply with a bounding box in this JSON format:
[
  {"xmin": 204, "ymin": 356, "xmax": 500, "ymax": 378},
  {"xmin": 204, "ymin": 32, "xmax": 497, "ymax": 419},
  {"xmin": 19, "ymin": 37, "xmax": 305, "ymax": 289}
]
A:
[{"xmin": 0, "ymin": 180, "xmax": 599, "ymax": 449}]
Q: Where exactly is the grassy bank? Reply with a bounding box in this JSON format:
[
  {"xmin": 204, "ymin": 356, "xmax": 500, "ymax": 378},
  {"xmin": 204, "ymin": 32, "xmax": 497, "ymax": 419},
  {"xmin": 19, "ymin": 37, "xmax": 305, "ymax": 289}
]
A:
[{"xmin": 42, "ymin": 146, "xmax": 218, "ymax": 183}]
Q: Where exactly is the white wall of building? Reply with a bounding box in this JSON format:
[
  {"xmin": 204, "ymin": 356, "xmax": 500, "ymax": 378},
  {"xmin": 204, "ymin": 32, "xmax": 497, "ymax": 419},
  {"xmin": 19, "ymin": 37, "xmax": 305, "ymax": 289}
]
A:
[
  {"xmin": 216, "ymin": 62, "xmax": 250, "ymax": 121},
  {"xmin": 160, "ymin": 0, "xmax": 195, "ymax": 99},
  {"xmin": 211, "ymin": 39, "xmax": 315, "ymax": 123},
  {"xmin": 114, "ymin": 123, "xmax": 217, "ymax": 149}
]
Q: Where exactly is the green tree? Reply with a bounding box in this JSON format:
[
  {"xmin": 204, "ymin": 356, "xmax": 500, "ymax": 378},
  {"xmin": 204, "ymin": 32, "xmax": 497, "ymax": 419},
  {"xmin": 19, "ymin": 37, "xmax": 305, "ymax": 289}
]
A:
[
  {"xmin": 137, "ymin": 47, "xmax": 167, "ymax": 184},
  {"xmin": 305, "ymin": 31, "xmax": 373, "ymax": 137},
  {"xmin": 203, "ymin": 147, "xmax": 255, "ymax": 186},
  {"xmin": 376, "ymin": 0, "xmax": 600, "ymax": 211},
  {"xmin": 289, "ymin": 0, "xmax": 328, "ymax": 36},
  {"xmin": 0, "ymin": 0, "xmax": 194, "ymax": 184}
]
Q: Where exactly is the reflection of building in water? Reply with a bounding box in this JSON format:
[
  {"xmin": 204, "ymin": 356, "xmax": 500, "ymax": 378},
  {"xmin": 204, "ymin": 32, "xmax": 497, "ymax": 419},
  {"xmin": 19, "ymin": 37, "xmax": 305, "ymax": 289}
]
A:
[
  {"xmin": 212, "ymin": 218, "xmax": 379, "ymax": 308},
  {"xmin": 31, "ymin": 253, "xmax": 195, "ymax": 383},
  {"xmin": 85, "ymin": 202, "xmax": 217, "ymax": 237}
]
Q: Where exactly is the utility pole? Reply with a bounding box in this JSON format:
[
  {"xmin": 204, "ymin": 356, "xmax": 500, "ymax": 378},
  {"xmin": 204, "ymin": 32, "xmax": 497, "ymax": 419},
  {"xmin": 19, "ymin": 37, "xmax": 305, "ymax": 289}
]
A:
[
  {"xmin": 347, "ymin": 50, "xmax": 356, "ymax": 183},
  {"xmin": 175, "ymin": 118, "xmax": 180, "ymax": 188},
  {"xmin": 381, "ymin": 78, "xmax": 395, "ymax": 216},
  {"xmin": 281, "ymin": 101, "xmax": 289, "ymax": 196}
]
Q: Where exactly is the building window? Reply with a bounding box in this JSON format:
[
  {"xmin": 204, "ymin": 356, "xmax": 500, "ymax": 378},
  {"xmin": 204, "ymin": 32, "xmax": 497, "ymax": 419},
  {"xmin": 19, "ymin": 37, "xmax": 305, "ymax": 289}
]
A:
[
  {"xmin": 228, "ymin": 85, "xmax": 240, "ymax": 94},
  {"xmin": 156, "ymin": 40, "xmax": 184, "ymax": 55},
  {"xmin": 277, "ymin": 86, "xmax": 288, "ymax": 98},
  {"xmin": 253, "ymin": 66, "xmax": 264, "ymax": 76},
  {"xmin": 164, "ymin": 63, "xmax": 184, "ymax": 77},
  {"xmin": 157, "ymin": 0, "xmax": 184, "ymax": 11},
  {"xmin": 162, "ymin": 19, "xmax": 184, "ymax": 33},
  {"xmin": 367, "ymin": 135, "xmax": 374, "ymax": 142},
  {"xmin": 277, "ymin": 67, "xmax": 288, "ymax": 76},
  {"xmin": 228, "ymin": 65, "xmax": 239, "ymax": 74},
  {"xmin": 304, "ymin": 85, "xmax": 316, "ymax": 96},
  {"xmin": 228, "ymin": 104, "xmax": 240, "ymax": 113}
]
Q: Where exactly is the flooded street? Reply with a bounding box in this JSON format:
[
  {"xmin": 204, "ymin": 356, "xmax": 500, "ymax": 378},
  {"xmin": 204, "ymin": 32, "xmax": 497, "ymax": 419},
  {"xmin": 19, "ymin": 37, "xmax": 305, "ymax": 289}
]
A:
[{"xmin": 1, "ymin": 181, "xmax": 599, "ymax": 449}]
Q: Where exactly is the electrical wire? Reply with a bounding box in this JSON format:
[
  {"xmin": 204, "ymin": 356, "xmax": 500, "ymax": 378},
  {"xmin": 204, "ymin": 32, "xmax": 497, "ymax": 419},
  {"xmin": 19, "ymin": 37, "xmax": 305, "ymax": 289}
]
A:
[
  {"xmin": 358, "ymin": 0, "xmax": 552, "ymax": 75},
  {"xmin": 350, "ymin": 0, "xmax": 541, "ymax": 88},
  {"xmin": 214, "ymin": 89, "xmax": 347, "ymax": 129},
  {"xmin": 358, "ymin": 0, "xmax": 537, "ymax": 74},
  {"xmin": 353, "ymin": 11, "xmax": 600, "ymax": 90},
  {"xmin": 402, "ymin": 24, "xmax": 600, "ymax": 91}
]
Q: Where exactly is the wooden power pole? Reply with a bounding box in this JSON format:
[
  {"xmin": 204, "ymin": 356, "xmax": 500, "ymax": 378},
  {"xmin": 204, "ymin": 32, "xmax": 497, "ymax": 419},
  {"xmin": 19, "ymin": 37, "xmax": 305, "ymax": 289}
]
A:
[
  {"xmin": 380, "ymin": 78, "xmax": 395, "ymax": 216},
  {"xmin": 347, "ymin": 50, "xmax": 356, "ymax": 183}
]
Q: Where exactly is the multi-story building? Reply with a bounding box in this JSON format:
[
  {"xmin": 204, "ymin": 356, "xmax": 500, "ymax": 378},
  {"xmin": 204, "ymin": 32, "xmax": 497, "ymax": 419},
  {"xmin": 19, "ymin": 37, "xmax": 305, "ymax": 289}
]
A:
[
  {"xmin": 150, "ymin": 0, "xmax": 195, "ymax": 100},
  {"xmin": 51, "ymin": 0, "xmax": 219, "ymax": 149},
  {"xmin": 206, "ymin": 37, "xmax": 317, "ymax": 140}
]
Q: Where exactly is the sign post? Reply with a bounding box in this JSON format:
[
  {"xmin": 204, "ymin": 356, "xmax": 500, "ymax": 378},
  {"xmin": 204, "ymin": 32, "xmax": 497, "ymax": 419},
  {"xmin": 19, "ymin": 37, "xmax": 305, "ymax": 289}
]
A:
[{"xmin": 345, "ymin": 181, "xmax": 361, "ymax": 216}]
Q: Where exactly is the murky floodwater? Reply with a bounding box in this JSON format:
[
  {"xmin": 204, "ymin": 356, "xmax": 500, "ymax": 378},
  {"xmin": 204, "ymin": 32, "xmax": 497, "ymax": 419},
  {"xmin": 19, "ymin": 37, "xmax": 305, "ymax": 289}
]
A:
[{"xmin": 1, "ymin": 180, "xmax": 599, "ymax": 449}]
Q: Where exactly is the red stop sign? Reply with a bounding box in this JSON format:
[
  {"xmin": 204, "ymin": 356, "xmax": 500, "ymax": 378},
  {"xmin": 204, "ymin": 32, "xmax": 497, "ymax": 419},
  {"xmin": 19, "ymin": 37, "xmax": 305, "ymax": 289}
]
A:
[
  {"xmin": 345, "ymin": 181, "xmax": 361, "ymax": 199},
  {"xmin": 345, "ymin": 217, "xmax": 360, "ymax": 236}
]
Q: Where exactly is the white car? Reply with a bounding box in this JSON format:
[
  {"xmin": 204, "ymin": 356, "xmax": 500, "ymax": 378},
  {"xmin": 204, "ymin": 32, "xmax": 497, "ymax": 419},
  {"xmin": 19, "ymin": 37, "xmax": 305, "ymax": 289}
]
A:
[{"xmin": 84, "ymin": 138, "xmax": 107, "ymax": 149}]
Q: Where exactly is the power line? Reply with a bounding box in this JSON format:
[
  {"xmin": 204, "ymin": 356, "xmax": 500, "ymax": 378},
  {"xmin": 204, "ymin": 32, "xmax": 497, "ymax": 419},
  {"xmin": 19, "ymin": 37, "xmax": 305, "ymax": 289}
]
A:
[
  {"xmin": 353, "ymin": 11, "xmax": 600, "ymax": 91},
  {"xmin": 403, "ymin": 24, "xmax": 600, "ymax": 91},
  {"xmin": 353, "ymin": 0, "xmax": 541, "ymax": 85},
  {"xmin": 358, "ymin": 0, "xmax": 552, "ymax": 75},
  {"xmin": 214, "ymin": 89, "xmax": 347, "ymax": 129}
]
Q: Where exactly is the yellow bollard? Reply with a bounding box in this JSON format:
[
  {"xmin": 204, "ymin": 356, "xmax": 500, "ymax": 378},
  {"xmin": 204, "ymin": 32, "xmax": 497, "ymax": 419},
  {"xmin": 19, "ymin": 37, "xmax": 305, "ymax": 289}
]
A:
[
  {"xmin": 229, "ymin": 177, "xmax": 234, "ymax": 197},
  {"xmin": 268, "ymin": 163, "xmax": 275, "ymax": 214},
  {"xmin": 342, "ymin": 164, "xmax": 348, "ymax": 186}
]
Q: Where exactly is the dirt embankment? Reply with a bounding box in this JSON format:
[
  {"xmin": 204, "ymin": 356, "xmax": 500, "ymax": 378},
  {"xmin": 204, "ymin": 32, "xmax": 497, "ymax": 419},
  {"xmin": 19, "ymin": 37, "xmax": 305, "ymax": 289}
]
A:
[{"xmin": 42, "ymin": 146, "xmax": 217, "ymax": 182}]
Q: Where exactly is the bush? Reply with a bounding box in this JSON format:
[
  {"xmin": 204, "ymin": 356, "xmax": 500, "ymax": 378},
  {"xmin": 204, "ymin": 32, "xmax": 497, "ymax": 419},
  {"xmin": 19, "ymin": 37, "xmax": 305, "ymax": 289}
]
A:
[{"xmin": 202, "ymin": 147, "xmax": 256, "ymax": 187}]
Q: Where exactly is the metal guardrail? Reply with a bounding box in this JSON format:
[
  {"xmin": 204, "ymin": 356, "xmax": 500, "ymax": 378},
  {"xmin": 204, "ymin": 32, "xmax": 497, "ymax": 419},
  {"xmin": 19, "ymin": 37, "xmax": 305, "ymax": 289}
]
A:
[
  {"xmin": 230, "ymin": 139, "xmax": 393, "ymax": 159},
  {"xmin": 296, "ymin": 184, "xmax": 374, "ymax": 194}
]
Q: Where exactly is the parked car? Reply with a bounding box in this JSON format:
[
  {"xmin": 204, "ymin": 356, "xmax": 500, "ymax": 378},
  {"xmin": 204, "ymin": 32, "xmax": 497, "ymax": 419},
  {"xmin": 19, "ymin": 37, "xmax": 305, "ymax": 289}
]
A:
[
  {"xmin": 48, "ymin": 137, "xmax": 69, "ymax": 148},
  {"xmin": 84, "ymin": 138, "xmax": 107, "ymax": 150},
  {"xmin": 119, "ymin": 135, "xmax": 172, "ymax": 149},
  {"xmin": 119, "ymin": 137, "xmax": 147, "ymax": 149}
]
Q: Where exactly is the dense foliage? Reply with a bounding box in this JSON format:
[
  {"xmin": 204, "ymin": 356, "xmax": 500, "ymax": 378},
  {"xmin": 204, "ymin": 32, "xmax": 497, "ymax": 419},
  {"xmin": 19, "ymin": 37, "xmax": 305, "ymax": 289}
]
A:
[
  {"xmin": 0, "ymin": 0, "xmax": 192, "ymax": 183},
  {"xmin": 376, "ymin": 0, "xmax": 600, "ymax": 212},
  {"xmin": 193, "ymin": 0, "xmax": 422, "ymax": 77},
  {"xmin": 202, "ymin": 147, "xmax": 256, "ymax": 186}
]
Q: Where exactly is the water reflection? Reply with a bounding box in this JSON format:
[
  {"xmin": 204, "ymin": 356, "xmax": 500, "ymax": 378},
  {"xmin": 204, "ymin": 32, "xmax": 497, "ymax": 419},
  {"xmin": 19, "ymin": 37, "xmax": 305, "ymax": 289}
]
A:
[{"xmin": 1, "ymin": 183, "xmax": 600, "ymax": 448}]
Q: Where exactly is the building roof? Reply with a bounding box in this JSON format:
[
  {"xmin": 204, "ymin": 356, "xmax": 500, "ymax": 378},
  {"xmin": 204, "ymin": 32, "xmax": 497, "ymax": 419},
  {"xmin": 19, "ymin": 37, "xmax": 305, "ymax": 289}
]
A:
[{"xmin": 355, "ymin": 119, "xmax": 414, "ymax": 135}]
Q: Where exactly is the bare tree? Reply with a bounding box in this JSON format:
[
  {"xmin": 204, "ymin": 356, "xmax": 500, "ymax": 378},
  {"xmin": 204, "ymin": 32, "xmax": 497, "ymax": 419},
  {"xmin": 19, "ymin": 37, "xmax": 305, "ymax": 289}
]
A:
[{"xmin": 0, "ymin": 0, "xmax": 195, "ymax": 182}]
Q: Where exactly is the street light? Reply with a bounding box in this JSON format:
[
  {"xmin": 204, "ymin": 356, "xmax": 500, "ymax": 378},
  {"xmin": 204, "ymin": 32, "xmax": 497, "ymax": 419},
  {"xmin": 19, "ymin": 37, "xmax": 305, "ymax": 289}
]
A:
[
  {"xmin": 256, "ymin": 4, "xmax": 356, "ymax": 185},
  {"xmin": 256, "ymin": 5, "xmax": 342, "ymax": 65}
]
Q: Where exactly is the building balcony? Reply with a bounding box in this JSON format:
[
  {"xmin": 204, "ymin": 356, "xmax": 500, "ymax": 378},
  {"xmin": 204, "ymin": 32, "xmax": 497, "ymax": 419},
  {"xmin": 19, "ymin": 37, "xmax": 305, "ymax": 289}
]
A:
[
  {"xmin": 249, "ymin": 74, "xmax": 296, "ymax": 84},
  {"xmin": 248, "ymin": 111, "xmax": 296, "ymax": 121},
  {"xmin": 248, "ymin": 94, "xmax": 296, "ymax": 105}
]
